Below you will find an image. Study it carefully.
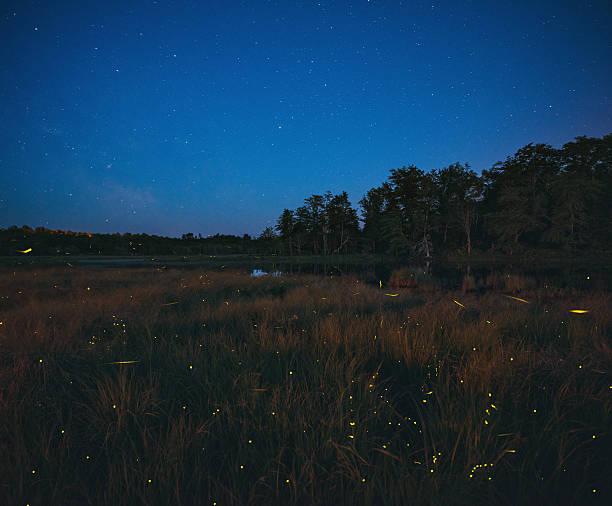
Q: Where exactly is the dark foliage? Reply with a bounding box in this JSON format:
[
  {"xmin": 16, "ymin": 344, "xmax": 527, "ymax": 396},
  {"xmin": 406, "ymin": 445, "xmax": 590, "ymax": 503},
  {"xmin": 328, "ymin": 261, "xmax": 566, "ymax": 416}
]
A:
[{"xmin": 1, "ymin": 133, "xmax": 610, "ymax": 258}]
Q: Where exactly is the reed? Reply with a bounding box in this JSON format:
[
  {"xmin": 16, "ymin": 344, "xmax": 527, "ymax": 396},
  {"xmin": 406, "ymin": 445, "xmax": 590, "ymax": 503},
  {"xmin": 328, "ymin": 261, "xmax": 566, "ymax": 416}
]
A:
[{"xmin": 1, "ymin": 266, "xmax": 610, "ymax": 505}]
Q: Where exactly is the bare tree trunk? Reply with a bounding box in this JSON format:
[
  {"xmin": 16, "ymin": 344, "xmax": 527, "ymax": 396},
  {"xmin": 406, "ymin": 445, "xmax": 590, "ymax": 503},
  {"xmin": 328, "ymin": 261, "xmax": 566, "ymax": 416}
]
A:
[
  {"xmin": 465, "ymin": 208, "xmax": 472, "ymax": 256},
  {"xmin": 423, "ymin": 207, "xmax": 430, "ymax": 257},
  {"xmin": 321, "ymin": 223, "xmax": 328, "ymax": 256},
  {"xmin": 333, "ymin": 236, "xmax": 350, "ymax": 254}
]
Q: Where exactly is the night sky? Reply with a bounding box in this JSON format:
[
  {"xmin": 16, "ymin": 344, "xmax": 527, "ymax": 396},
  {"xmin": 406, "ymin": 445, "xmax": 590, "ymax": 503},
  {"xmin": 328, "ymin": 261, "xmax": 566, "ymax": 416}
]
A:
[{"xmin": 1, "ymin": 1, "xmax": 610, "ymax": 237}]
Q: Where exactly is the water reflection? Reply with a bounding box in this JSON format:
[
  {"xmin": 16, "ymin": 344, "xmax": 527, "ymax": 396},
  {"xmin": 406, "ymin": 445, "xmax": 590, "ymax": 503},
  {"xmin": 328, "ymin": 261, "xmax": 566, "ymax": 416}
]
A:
[
  {"xmin": 251, "ymin": 269, "xmax": 282, "ymax": 277},
  {"xmin": 73, "ymin": 256, "xmax": 608, "ymax": 291},
  {"xmin": 250, "ymin": 262, "xmax": 608, "ymax": 292}
]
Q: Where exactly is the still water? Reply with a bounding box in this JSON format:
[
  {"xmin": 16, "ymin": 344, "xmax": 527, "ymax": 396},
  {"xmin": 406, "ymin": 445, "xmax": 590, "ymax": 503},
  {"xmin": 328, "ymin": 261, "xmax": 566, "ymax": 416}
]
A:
[
  {"xmin": 75, "ymin": 257, "xmax": 610, "ymax": 291},
  {"xmin": 249, "ymin": 262, "xmax": 608, "ymax": 292}
]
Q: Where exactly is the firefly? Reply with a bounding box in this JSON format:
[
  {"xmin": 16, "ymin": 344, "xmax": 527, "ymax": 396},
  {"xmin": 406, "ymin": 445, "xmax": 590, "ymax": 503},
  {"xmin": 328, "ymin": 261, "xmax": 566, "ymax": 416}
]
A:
[
  {"xmin": 104, "ymin": 360, "xmax": 140, "ymax": 365},
  {"xmin": 453, "ymin": 300, "xmax": 464, "ymax": 307},
  {"xmin": 18, "ymin": 248, "xmax": 32, "ymax": 253},
  {"xmin": 503, "ymin": 295, "xmax": 529, "ymax": 303},
  {"xmin": 569, "ymin": 310, "xmax": 589, "ymax": 314}
]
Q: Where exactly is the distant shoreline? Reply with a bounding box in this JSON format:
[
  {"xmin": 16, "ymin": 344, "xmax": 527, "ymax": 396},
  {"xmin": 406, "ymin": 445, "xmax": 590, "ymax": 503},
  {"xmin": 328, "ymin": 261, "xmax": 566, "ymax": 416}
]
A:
[{"xmin": 1, "ymin": 251, "xmax": 610, "ymax": 267}]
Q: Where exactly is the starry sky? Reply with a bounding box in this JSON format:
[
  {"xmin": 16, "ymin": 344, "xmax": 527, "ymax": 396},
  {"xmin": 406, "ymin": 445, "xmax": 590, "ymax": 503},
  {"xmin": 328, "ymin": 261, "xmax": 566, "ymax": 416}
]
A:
[{"xmin": 1, "ymin": 0, "xmax": 610, "ymax": 237}]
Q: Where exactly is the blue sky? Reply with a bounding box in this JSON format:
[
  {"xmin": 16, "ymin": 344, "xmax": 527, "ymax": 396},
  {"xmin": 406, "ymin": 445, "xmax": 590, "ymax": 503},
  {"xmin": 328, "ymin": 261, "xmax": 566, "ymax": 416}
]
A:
[{"xmin": 1, "ymin": 0, "xmax": 610, "ymax": 237}]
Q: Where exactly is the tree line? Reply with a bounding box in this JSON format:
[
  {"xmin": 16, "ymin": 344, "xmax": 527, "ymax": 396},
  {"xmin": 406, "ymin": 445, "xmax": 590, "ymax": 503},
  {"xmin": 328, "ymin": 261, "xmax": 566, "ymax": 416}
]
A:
[
  {"xmin": 1, "ymin": 133, "xmax": 609, "ymax": 258},
  {"xmin": 272, "ymin": 133, "xmax": 611, "ymax": 257}
]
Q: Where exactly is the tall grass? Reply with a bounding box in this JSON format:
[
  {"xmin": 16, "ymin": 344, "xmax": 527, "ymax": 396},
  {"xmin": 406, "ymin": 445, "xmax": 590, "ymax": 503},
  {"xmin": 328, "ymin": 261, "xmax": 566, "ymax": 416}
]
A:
[{"xmin": 1, "ymin": 266, "xmax": 610, "ymax": 505}]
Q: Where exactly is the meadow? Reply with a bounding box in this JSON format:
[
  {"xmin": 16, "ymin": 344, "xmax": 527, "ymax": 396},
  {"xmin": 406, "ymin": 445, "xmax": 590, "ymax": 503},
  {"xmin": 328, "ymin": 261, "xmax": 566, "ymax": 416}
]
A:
[{"xmin": 1, "ymin": 265, "xmax": 611, "ymax": 505}]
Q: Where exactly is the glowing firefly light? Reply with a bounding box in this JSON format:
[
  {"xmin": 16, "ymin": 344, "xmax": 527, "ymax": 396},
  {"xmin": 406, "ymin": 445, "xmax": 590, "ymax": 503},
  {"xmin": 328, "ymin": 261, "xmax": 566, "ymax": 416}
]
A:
[
  {"xmin": 385, "ymin": 293, "xmax": 399, "ymax": 297},
  {"xmin": 569, "ymin": 309, "xmax": 589, "ymax": 314},
  {"xmin": 104, "ymin": 360, "xmax": 140, "ymax": 365},
  {"xmin": 453, "ymin": 300, "xmax": 464, "ymax": 307},
  {"xmin": 18, "ymin": 248, "xmax": 32, "ymax": 253},
  {"xmin": 503, "ymin": 295, "xmax": 529, "ymax": 303},
  {"xmin": 161, "ymin": 301, "xmax": 179, "ymax": 306}
]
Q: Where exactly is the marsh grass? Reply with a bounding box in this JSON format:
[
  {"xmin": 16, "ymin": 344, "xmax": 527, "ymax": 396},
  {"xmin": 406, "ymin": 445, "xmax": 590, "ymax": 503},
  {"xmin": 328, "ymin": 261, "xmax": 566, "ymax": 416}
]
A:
[{"xmin": 1, "ymin": 266, "xmax": 611, "ymax": 505}]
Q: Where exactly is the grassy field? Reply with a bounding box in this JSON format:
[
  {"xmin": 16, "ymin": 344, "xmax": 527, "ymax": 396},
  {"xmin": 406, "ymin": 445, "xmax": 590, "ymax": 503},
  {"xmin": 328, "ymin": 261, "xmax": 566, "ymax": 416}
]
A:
[{"xmin": 1, "ymin": 266, "xmax": 611, "ymax": 505}]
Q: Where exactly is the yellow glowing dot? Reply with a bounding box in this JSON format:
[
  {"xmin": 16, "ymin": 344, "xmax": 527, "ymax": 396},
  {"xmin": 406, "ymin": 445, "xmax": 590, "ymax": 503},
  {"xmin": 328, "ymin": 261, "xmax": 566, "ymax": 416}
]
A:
[
  {"xmin": 240, "ymin": 465, "xmax": 244, "ymax": 469},
  {"xmin": 248, "ymin": 440, "xmax": 252, "ymax": 444},
  {"xmin": 189, "ymin": 365, "xmax": 193, "ymax": 369},
  {"xmin": 112, "ymin": 404, "xmax": 116, "ymax": 409},
  {"xmin": 592, "ymin": 435, "xmax": 596, "ymax": 439},
  {"xmin": 39, "ymin": 359, "xmax": 43, "ymax": 363},
  {"xmin": 182, "ymin": 405, "xmax": 186, "ymax": 409},
  {"xmin": 148, "ymin": 479, "xmax": 152, "ymax": 483},
  {"xmin": 362, "ymin": 478, "xmax": 366, "ymax": 482},
  {"xmin": 32, "ymin": 470, "xmax": 36, "ymax": 474},
  {"xmin": 286, "ymin": 479, "xmax": 290, "ymax": 483},
  {"xmin": 87, "ymin": 287, "xmax": 90, "ymax": 290},
  {"xmin": 86, "ymin": 455, "xmax": 90, "ymax": 459},
  {"xmin": 422, "ymin": 399, "xmax": 427, "ymax": 403},
  {"xmin": 349, "ymin": 422, "xmax": 355, "ymax": 426},
  {"xmin": 348, "ymin": 435, "xmax": 354, "ymax": 439},
  {"xmin": 533, "ymin": 409, "xmax": 536, "ymax": 413},
  {"xmin": 61, "ymin": 430, "xmax": 64, "ymax": 434},
  {"xmin": 289, "ymin": 371, "xmax": 293, "ymax": 375}
]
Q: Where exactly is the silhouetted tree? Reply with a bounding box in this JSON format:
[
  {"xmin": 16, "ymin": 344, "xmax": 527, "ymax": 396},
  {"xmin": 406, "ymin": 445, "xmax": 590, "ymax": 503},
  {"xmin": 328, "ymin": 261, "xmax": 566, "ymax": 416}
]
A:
[
  {"xmin": 325, "ymin": 191, "xmax": 360, "ymax": 254},
  {"xmin": 483, "ymin": 143, "xmax": 560, "ymax": 252},
  {"xmin": 359, "ymin": 183, "xmax": 393, "ymax": 254},
  {"xmin": 275, "ymin": 209, "xmax": 295, "ymax": 255}
]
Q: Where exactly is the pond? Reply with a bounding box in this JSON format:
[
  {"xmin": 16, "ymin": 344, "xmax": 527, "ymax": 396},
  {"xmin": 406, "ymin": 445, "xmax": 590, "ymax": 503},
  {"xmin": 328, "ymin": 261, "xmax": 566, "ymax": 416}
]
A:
[
  {"xmin": 72, "ymin": 256, "xmax": 610, "ymax": 292},
  {"xmin": 248, "ymin": 261, "xmax": 609, "ymax": 292}
]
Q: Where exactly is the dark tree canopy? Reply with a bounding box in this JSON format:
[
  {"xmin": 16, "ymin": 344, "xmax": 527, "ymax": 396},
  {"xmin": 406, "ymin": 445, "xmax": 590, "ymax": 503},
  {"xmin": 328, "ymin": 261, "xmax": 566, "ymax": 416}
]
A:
[{"xmin": 3, "ymin": 133, "xmax": 610, "ymax": 258}]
